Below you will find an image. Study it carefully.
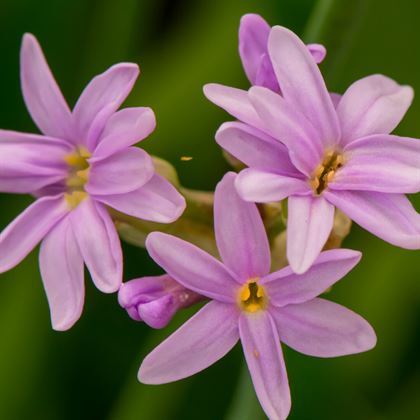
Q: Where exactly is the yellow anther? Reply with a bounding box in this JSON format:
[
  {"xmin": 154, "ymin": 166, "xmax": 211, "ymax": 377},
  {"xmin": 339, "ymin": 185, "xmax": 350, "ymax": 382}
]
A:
[
  {"xmin": 65, "ymin": 191, "xmax": 88, "ymax": 209},
  {"xmin": 310, "ymin": 150, "xmax": 344, "ymax": 195},
  {"xmin": 238, "ymin": 279, "xmax": 268, "ymax": 313},
  {"xmin": 78, "ymin": 147, "xmax": 91, "ymax": 159},
  {"xmin": 76, "ymin": 168, "xmax": 90, "ymax": 182}
]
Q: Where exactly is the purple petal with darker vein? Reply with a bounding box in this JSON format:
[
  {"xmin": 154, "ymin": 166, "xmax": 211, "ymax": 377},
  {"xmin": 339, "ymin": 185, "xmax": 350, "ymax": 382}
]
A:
[
  {"xmin": 215, "ymin": 121, "xmax": 300, "ymax": 177},
  {"xmin": 337, "ymin": 74, "xmax": 413, "ymax": 145},
  {"xmin": 324, "ymin": 190, "xmax": 420, "ymax": 249},
  {"xmin": 138, "ymin": 301, "xmax": 239, "ymax": 384},
  {"xmin": 146, "ymin": 232, "xmax": 238, "ymax": 301},
  {"xmin": 261, "ymin": 249, "xmax": 361, "ymax": 307},
  {"xmin": 0, "ymin": 130, "xmax": 71, "ymax": 193},
  {"xmin": 39, "ymin": 216, "xmax": 84, "ymax": 331},
  {"xmin": 72, "ymin": 63, "xmax": 139, "ymax": 147},
  {"xmin": 215, "ymin": 172, "xmax": 271, "ymax": 281},
  {"xmin": 94, "ymin": 174, "xmax": 185, "ymax": 223},
  {"xmin": 248, "ymin": 86, "xmax": 321, "ymax": 175},
  {"xmin": 203, "ymin": 83, "xmax": 263, "ymax": 129},
  {"xmin": 87, "ymin": 147, "xmax": 154, "ymax": 195},
  {"xmin": 239, "ymin": 311, "xmax": 291, "ymax": 420},
  {"xmin": 268, "ymin": 26, "xmax": 340, "ymax": 147},
  {"xmin": 70, "ymin": 199, "xmax": 122, "ymax": 293},
  {"xmin": 20, "ymin": 34, "xmax": 73, "ymax": 141},
  {"xmin": 0, "ymin": 194, "xmax": 69, "ymax": 272},
  {"xmin": 235, "ymin": 168, "xmax": 309, "ymax": 203},
  {"xmin": 94, "ymin": 107, "xmax": 156, "ymax": 159},
  {"xmin": 287, "ymin": 195, "xmax": 335, "ymax": 274},
  {"xmin": 270, "ymin": 298, "xmax": 377, "ymax": 357},
  {"xmin": 331, "ymin": 134, "xmax": 420, "ymax": 194}
]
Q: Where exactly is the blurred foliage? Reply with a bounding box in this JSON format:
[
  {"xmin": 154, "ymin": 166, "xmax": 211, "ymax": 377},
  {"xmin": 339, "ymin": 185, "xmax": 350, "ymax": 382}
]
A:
[{"xmin": 0, "ymin": 0, "xmax": 419, "ymax": 419}]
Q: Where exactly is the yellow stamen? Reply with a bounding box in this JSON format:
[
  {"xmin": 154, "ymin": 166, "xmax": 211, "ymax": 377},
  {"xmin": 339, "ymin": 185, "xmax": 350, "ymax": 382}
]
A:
[
  {"xmin": 238, "ymin": 279, "xmax": 268, "ymax": 313},
  {"xmin": 64, "ymin": 146, "xmax": 92, "ymax": 194},
  {"xmin": 310, "ymin": 150, "xmax": 345, "ymax": 195},
  {"xmin": 65, "ymin": 191, "xmax": 88, "ymax": 209}
]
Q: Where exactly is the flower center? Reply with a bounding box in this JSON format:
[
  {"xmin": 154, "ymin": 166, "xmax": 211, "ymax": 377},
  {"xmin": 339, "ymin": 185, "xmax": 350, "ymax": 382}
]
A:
[
  {"xmin": 310, "ymin": 150, "xmax": 344, "ymax": 195},
  {"xmin": 238, "ymin": 279, "xmax": 268, "ymax": 313},
  {"xmin": 63, "ymin": 146, "xmax": 91, "ymax": 208}
]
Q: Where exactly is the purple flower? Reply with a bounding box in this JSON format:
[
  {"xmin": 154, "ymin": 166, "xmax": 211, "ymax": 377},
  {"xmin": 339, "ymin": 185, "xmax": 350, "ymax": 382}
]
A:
[
  {"xmin": 204, "ymin": 26, "xmax": 420, "ymax": 274},
  {"xmin": 0, "ymin": 34, "xmax": 185, "ymax": 330},
  {"xmin": 118, "ymin": 274, "xmax": 203, "ymax": 329},
  {"xmin": 138, "ymin": 172, "xmax": 376, "ymax": 420},
  {"xmin": 239, "ymin": 14, "xmax": 326, "ymax": 92}
]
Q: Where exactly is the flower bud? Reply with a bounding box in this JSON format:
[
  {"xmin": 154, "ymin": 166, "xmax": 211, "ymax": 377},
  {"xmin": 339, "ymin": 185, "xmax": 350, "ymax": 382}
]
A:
[{"xmin": 118, "ymin": 275, "xmax": 203, "ymax": 329}]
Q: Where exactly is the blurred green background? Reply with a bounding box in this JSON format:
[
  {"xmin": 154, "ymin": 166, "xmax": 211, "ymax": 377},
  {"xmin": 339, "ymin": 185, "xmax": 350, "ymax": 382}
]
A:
[{"xmin": 0, "ymin": 0, "xmax": 419, "ymax": 419}]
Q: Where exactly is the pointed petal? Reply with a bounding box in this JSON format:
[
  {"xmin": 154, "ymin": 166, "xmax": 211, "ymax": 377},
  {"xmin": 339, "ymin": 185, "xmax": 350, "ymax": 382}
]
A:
[
  {"xmin": 72, "ymin": 63, "xmax": 139, "ymax": 147},
  {"xmin": 271, "ymin": 298, "xmax": 377, "ymax": 357},
  {"xmin": 94, "ymin": 107, "xmax": 156, "ymax": 159},
  {"xmin": 287, "ymin": 195, "xmax": 335, "ymax": 274},
  {"xmin": 139, "ymin": 301, "xmax": 239, "ymax": 384},
  {"xmin": 239, "ymin": 312, "xmax": 291, "ymax": 420},
  {"xmin": 331, "ymin": 134, "xmax": 420, "ymax": 193},
  {"xmin": 146, "ymin": 232, "xmax": 238, "ymax": 301},
  {"xmin": 203, "ymin": 83, "xmax": 263, "ymax": 129},
  {"xmin": 337, "ymin": 75, "xmax": 414, "ymax": 145},
  {"xmin": 215, "ymin": 122, "xmax": 300, "ymax": 176},
  {"xmin": 249, "ymin": 86, "xmax": 321, "ymax": 175},
  {"xmin": 95, "ymin": 174, "xmax": 185, "ymax": 223},
  {"xmin": 0, "ymin": 130, "xmax": 70, "ymax": 193},
  {"xmin": 214, "ymin": 172, "xmax": 271, "ymax": 280},
  {"xmin": 86, "ymin": 147, "xmax": 154, "ymax": 195},
  {"xmin": 268, "ymin": 26, "xmax": 340, "ymax": 147},
  {"xmin": 324, "ymin": 190, "xmax": 420, "ymax": 249},
  {"xmin": 0, "ymin": 195, "xmax": 68, "ymax": 272},
  {"xmin": 39, "ymin": 216, "xmax": 84, "ymax": 331},
  {"xmin": 20, "ymin": 34, "xmax": 73, "ymax": 140},
  {"xmin": 261, "ymin": 249, "xmax": 361, "ymax": 306},
  {"xmin": 70, "ymin": 199, "xmax": 122, "ymax": 293},
  {"xmin": 239, "ymin": 13, "xmax": 271, "ymax": 85},
  {"xmin": 235, "ymin": 169, "xmax": 310, "ymax": 203}
]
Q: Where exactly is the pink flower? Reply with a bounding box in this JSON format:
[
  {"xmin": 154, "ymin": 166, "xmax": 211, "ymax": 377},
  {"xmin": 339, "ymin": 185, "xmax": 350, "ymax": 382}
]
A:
[
  {"xmin": 138, "ymin": 172, "xmax": 376, "ymax": 420},
  {"xmin": 239, "ymin": 13, "xmax": 326, "ymax": 92},
  {"xmin": 0, "ymin": 34, "xmax": 185, "ymax": 330},
  {"xmin": 204, "ymin": 25, "xmax": 420, "ymax": 274},
  {"xmin": 118, "ymin": 274, "xmax": 203, "ymax": 329}
]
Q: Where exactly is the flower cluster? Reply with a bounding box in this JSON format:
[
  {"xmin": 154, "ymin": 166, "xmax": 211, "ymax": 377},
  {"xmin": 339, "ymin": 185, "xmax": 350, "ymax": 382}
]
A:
[{"xmin": 0, "ymin": 13, "xmax": 419, "ymax": 420}]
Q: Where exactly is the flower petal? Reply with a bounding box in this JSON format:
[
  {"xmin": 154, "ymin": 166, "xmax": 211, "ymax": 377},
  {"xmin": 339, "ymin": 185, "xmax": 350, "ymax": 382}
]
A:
[
  {"xmin": 39, "ymin": 216, "xmax": 84, "ymax": 331},
  {"xmin": 239, "ymin": 13, "xmax": 271, "ymax": 85},
  {"xmin": 214, "ymin": 172, "xmax": 271, "ymax": 280},
  {"xmin": 95, "ymin": 174, "xmax": 185, "ymax": 223},
  {"xmin": 146, "ymin": 232, "xmax": 238, "ymax": 301},
  {"xmin": 270, "ymin": 298, "xmax": 377, "ymax": 357},
  {"xmin": 239, "ymin": 311, "xmax": 291, "ymax": 420},
  {"xmin": 72, "ymin": 63, "xmax": 139, "ymax": 148},
  {"xmin": 307, "ymin": 44, "xmax": 326, "ymax": 63},
  {"xmin": 0, "ymin": 130, "xmax": 70, "ymax": 193},
  {"xmin": 138, "ymin": 301, "xmax": 239, "ymax": 384},
  {"xmin": 0, "ymin": 195, "xmax": 69, "ymax": 272},
  {"xmin": 331, "ymin": 134, "xmax": 420, "ymax": 193},
  {"xmin": 203, "ymin": 83, "xmax": 263, "ymax": 129},
  {"xmin": 215, "ymin": 121, "xmax": 300, "ymax": 176},
  {"xmin": 337, "ymin": 75, "xmax": 414, "ymax": 145},
  {"xmin": 20, "ymin": 34, "xmax": 73, "ymax": 140},
  {"xmin": 87, "ymin": 147, "xmax": 154, "ymax": 195},
  {"xmin": 94, "ymin": 107, "xmax": 156, "ymax": 159},
  {"xmin": 287, "ymin": 195, "xmax": 335, "ymax": 274},
  {"xmin": 70, "ymin": 199, "xmax": 122, "ymax": 293},
  {"xmin": 235, "ymin": 169, "xmax": 310, "ymax": 203},
  {"xmin": 268, "ymin": 26, "xmax": 340, "ymax": 148},
  {"xmin": 324, "ymin": 190, "xmax": 420, "ymax": 249},
  {"xmin": 249, "ymin": 86, "xmax": 321, "ymax": 175},
  {"xmin": 261, "ymin": 249, "xmax": 361, "ymax": 306}
]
